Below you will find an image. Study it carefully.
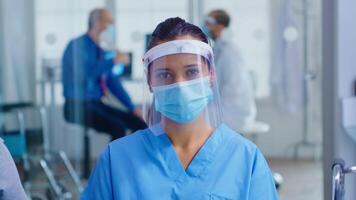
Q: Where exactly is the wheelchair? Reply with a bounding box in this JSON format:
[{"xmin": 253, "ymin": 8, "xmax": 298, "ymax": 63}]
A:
[
  {"xmin": 332, "ymin": 159, "xmax": 356, "ymax": 200},
  {"xmin": 1, "ymin": 102, "xmax": 82, "ymax": 200}
]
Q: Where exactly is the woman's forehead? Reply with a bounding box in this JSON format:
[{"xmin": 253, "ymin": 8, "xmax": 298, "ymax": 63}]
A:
[{"xmin": 151, "ymin": 53, "xmax": 204, "ymax": 66}]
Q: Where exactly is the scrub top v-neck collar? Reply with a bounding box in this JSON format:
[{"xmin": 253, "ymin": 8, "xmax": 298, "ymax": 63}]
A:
[{"xmin": 148, "ymin": 124, "xmax": 225, "ymax": 182}]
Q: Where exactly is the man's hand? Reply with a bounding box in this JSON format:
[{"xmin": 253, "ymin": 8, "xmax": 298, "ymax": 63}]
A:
[
  {"xmin": 133, "ymin": 107, "xmax": 144, "ymax": 120},
  {"xmin": 114, "ymin": 52, "xmax": 129, "ymax": 65}
]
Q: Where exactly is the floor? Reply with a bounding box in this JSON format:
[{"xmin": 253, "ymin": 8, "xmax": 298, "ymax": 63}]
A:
[{"xmin": 269, "ymin": 159, "xmax": 323, "ymax": 200}]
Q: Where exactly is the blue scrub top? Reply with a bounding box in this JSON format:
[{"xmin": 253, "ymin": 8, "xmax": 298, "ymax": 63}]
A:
[{"xmin": 81, "ymin": 124, "xmax": 278, "ymax": 199}]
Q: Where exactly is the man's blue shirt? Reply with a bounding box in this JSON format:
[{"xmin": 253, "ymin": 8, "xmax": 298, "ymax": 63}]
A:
[{"xmin": 62, "ymin": 34, "xmax": 134, "ymax": 111}]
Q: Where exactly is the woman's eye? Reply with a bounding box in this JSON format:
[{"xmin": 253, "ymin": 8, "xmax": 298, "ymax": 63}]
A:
[
  {"xmin": 186, "ymin": 68, "xmax": 200, "ymax": 78},
  {"xmin": 156, "ymin": 72, "xmax": 172, "ymax": 80}
]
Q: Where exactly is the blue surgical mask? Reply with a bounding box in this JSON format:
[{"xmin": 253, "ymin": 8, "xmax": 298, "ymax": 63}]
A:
[
  {"xmin": 152, "ymin": 77, "xmax": 213, "ymax": 123},
  {"xmin": 99, "ymin": 24, "xmax": 116, "ymax": 50}
]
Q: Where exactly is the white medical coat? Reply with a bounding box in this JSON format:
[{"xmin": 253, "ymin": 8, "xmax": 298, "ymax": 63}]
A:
[{"xmin": 213, "ymin": 30, "xmax": 257, "ymax": 130}]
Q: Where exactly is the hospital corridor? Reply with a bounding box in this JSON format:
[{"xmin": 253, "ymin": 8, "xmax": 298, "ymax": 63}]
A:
[{"xmin": 0, "ymin": 0, "xmax": 355, "ymax": 199}]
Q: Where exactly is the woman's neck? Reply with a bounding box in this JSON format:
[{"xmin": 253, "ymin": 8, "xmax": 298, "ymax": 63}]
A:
[
  {"xmin": 163, "ymin": 116, "xmax": 214, "ymax": 170},
  {"xmin": 164, "ymin": 116, "xmax": 213, "ymax": 150}
]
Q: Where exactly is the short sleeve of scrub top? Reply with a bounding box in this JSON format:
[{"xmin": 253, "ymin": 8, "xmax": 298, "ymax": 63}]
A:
[{"xmin": 81, "ymin": 124, "xmax": 278, "ymax": 200}]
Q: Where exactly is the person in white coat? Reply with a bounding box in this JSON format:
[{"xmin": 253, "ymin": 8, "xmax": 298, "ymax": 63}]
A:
[{"xmin": 204, "ymin": 9, "xmax": 257, "ymax": 130}]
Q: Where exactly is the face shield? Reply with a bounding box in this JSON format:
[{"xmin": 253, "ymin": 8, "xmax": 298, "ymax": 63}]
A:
[
  {"xmin": 201, "ymin": 16, "xmax": 217, "ymax": 42},
  {"xmin": 142, "ymin": 39, "xmax": 222, "ymax": 135}
]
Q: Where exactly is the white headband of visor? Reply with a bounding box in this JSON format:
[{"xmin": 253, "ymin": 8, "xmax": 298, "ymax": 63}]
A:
[{"xmin": 143, "ymin": 39, "xmax": 214, "ymax": 68}]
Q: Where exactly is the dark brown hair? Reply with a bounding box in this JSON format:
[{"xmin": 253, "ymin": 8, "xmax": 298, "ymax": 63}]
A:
[
  {"xmin": 209, "ymin": 9, "xmax": 230, "ymax": 27},
  {"xmin": 147, "ymin": 17, "xmax": 208, "ymax": 50}
]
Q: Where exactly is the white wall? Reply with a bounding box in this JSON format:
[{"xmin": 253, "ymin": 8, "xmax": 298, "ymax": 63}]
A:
[
  {"xmin": 35, "ymin": 0, "xmax": 106, "ymax": 99},
  {"xmin": 0, "ymin": 0, "xmax": 36, "ymax": 103},
  {"xmin": 0, "ymin": 0, "xmax": 4, "ymax": 103},
  {"xmin": 261, "ymin": 0, "xmax": 322, "ymax": 159},
  {"xmin": 114, "ymin": 0, "xmax": 189, "ymax": 79}
]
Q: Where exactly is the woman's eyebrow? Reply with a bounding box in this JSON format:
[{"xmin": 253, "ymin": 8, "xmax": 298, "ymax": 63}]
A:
[
  {"xmin": 185, "ymin": 64, "xmax": 199, "ymax": 68},
  {"xmin": 153, "ymin": 68, "xmax": 171, "ymax": 72}
]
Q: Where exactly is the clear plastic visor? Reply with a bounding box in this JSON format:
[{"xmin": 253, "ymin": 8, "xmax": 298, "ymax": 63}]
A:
[{"xmin": 142, "ymin": 45, "xmax": 222, "ymax": 135}]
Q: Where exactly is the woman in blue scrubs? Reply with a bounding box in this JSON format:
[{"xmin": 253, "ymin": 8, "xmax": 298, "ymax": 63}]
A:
[{"xmin": 81, "ymin": 17, "xmax": 278, "ymax": 200}]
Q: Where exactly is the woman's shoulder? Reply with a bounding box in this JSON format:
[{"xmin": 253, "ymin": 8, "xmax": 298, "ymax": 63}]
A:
[
  {"xmin": 219, "ymin": 124, "xmax": 259, "ymax": 154},
  {"xmin": 108, "ymin": 128, "xmax": 149, "ymax": 150},
  {"xmin": 99, "ymin": 128, "xmax": 154, "ymax": 159},
  {"xmin": 219, "ymin": 124, "xmax": 269, "ymax": 169},
  {"xmin": 96, "ymin": 128, "xmax": 153, "ymax": 168}
]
